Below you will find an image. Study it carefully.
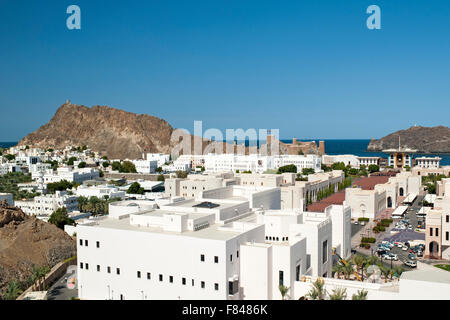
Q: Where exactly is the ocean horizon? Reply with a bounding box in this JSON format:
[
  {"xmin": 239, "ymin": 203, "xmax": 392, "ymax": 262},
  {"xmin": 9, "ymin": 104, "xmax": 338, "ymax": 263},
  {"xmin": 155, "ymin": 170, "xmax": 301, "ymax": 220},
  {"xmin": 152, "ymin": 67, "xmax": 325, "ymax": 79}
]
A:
[{"xmin": 2, "ymin": 140, "xmax": 449, "ymax": 165}]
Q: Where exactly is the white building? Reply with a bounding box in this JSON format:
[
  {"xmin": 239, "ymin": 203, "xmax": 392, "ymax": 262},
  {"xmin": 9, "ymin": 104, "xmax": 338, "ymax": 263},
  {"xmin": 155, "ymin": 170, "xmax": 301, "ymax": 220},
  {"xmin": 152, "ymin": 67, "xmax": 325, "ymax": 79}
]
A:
[
  {"xmin": 75, "ymin": 184, "xmax": 126, "ymax": 200},
  {"xmin": 41, "ymin": 167, "xmax": 100, "ymax": 184},
  {"xmin": 146, "ymin": 153, "xmax": 170, "ymax": 168},
  {"xmin": 273, "ymin": 155, "xmax": 322, "ymax": 173},
  {"xmin": 131, "ymin": 160, "xmax": 158, "ymax": 174},
  {"xmin": 15, "ymin": 191, "xmax": 78, "ymax": 216},
  {"xmin": 415, "ymin": 156, "xmax": 441, "ymax": 169}
]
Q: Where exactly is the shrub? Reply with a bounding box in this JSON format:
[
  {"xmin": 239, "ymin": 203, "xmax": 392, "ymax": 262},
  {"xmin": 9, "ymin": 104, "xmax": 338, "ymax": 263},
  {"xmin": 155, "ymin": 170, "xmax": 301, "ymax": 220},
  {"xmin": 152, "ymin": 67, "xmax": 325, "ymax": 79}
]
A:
[
  {"xmin": 358, "ymin": 217, "xmax": 369, "ymax": 222},
  {"xmin": 361, "ymin": 237, "xmax": 376, "ymax": 244}
]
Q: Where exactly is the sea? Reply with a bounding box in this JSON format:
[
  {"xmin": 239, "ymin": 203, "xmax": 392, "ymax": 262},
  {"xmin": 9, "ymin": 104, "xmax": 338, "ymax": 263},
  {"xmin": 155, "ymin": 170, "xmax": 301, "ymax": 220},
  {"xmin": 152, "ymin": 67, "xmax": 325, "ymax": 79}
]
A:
[{"xmin": 2, "ymin": 140, "xmax": 450, "ymax": 165}]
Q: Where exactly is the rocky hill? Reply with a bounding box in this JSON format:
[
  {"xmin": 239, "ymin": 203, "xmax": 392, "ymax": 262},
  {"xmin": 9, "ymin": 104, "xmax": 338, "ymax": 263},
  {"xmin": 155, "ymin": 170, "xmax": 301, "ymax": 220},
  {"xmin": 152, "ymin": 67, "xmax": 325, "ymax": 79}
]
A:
[
  {"xmin": 18, "ymin": 102, "xmax": 174, "ymax": 159},
  {"xmin": 367, "ymin": 126, "xmax": 450, "ymax": 153},
  {"xmin": 0, "ymin": 201, "xmax": 76, "ymax": 297}
]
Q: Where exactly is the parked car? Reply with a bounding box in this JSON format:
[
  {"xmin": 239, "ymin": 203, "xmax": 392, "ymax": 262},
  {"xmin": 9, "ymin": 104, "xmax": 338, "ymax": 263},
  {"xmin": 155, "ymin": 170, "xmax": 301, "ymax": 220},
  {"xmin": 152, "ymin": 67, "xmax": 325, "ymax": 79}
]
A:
[
  {"xmin": 417, "ymin": 250, "xmax": 423, "ymax": 257},
  {"xmin": 360, "ymin": 221, "xmax": 366, "ymax": 226},
  {"xmin": 389, "ymin": 253, "xmax": 398, "ymax": 261},
  {"xmin": 353, "ymin": 221, "xmax": 359, "ymax": 225},
  {"xmin": 408, "ymin": 253, "xmax": 416, "ymax": 260},
  {"xmin": 396, "ymin": 242, "xmax": 403, "ymax": 248},
  {"xmin": 407, "ymin": 226, "xmax": 413, "ymax": 230},
  {"xmin": 404, "ymin": 260, "xmax": 417, "ymax": 268},
  {"xmin": 402, "ymin": 245, "xmax": 409, "ymax": 251}
]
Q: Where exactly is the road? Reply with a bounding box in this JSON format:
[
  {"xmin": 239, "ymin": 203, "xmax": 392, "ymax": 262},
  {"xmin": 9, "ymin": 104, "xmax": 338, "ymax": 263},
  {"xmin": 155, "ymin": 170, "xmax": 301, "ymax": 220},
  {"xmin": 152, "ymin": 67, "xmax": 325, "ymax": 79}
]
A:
[{"xmin": 46, "ymin": 267, "xmax": 78, "ymax": 300}]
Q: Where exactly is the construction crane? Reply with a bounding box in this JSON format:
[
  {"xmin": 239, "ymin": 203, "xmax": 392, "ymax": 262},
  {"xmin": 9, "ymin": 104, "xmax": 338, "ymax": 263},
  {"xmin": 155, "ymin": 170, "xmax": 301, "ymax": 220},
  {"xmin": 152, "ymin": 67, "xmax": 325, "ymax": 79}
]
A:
[{"xmin": 332, "ymin": 247, "xmax": 362, "ymax": 281}]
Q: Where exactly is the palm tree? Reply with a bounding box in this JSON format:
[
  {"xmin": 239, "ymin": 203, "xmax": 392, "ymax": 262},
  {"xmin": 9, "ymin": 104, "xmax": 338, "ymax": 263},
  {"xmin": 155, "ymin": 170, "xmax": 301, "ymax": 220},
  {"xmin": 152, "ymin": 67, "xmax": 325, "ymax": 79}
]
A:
[
  {"xmin": 332, "ymin": 264, "xmax": 344, "ymax": 279},
  {"xmin": 4, "ymin": 280, "xmax": 23, "ymax": 300},
  {"xmin": 352, "ymin": 289, "xmax": 368, "ymax": 300},
  {"xmin": 329, "ymin": 287, "xmax": 347, "ymax": 300},
  {"xmin": 306, "ymin": 278, "xmax": 327, "ymax": 300},
  {"xmin": 393, "ymin": 266, "xmax": 404, "ymax": 279},
  {"xmin": 379, "ymin": 265, "xmax": 391, "ymax": 283},
  {"xmin": 343, "ymin": 263, "xmax": 354, "ymax": 280},
  {"xmin": 352, "ymin": 254, "xmax": 366, "ymax": 278},
  {"xmin": 278, "ymin": 285, "xmax": 290, "ymax": 300}
]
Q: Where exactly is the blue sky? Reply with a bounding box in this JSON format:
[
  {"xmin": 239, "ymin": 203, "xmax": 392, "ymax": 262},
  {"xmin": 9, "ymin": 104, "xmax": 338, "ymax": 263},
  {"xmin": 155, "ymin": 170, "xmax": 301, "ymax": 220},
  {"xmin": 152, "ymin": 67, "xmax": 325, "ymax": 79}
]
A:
[{"xmin": 1, "ymin": 0, "xmax": 449, "ymax": 141}]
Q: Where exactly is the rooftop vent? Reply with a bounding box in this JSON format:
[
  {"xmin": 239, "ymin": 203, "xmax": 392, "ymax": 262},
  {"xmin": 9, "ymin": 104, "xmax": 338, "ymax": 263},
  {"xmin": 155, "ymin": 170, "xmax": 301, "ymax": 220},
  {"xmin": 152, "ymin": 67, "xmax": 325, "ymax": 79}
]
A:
[{"xmin": 192, "ymin": 201, "xmax": 220, "ymax": 209}]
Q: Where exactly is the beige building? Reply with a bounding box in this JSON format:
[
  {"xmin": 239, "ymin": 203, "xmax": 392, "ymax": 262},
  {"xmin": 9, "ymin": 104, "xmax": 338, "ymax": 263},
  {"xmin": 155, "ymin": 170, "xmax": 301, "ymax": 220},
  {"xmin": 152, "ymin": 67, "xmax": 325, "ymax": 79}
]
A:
[
  {"xmin": 411, "ymin": 166, "xmax": 450, "ymax": 177},
  {"xmin": 345, "ymin": 187, "xmax": 386, "ymax": 219},
  {"xmin": 425, "ymin": 183, "xmax": 450, "ymax": 260},
  {"xmin": 164, "ymin": 173, "xmax": 237, "ymax": 199}
]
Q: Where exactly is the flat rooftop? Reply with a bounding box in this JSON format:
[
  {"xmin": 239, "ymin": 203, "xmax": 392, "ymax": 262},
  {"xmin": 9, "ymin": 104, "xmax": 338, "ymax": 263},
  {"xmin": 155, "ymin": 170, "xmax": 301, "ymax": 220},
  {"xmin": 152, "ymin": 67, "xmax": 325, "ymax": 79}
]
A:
[
  {"xmin": 164, "ymin": 198, "xmax": 246, "ymax": 210},
  {"xmin": 81, "ymin": 212, "xmax": 249, "ymax": 241}
]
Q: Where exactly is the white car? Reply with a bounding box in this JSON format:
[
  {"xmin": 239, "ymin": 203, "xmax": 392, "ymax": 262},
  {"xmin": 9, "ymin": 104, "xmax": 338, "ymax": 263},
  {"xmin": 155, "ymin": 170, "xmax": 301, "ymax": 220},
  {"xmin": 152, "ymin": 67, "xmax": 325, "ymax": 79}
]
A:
[
  {"xmin": 402, "ymin": 245, "xmax": 409, "ymax": 251},
  {"xmin": 396, "ymin": 242, "xmax": 403, "ymax": 248},
  {"xmin": 404, "ymin": 260, "xmax": 417, "ymax": 268},
  {"xmin": 353, "ymin": 221, "xmax": 359, "ymax": 225}
]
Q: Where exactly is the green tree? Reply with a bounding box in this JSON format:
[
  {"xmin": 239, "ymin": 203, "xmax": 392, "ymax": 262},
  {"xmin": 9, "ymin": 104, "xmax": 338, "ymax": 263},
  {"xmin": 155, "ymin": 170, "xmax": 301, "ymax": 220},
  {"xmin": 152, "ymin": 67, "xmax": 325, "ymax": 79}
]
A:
[
  {"xmin": 343, "ymin": 263, "xmax": 355, "ymax": 280},
  {"xmin": 157, "ymin": 174, "xmax": 165, "ymax": 182},
  {"xmin": 78, "ymin": 161, "xmax": 87, "ymax": 168},
  {"xmin": 46, "ymin": 180, "xmax": 73, "ymax": 194},
  {"xmin": 368, "ymin": 164, "xmax": 380, "ymax": 173},
  {"xmin": 67, "ymin": 157, "xmax": 77, "ymax": 166},
  {"xmin": 111, "ymin": 161, "xmax": 122, "ymax": 171},
  {"xmin": 4, "ymin": 280, "xmax": 23, "ymax": 300},
  {"xmin": 329, "ymin": 287, "xmax": 347, "ymax": 300},
  {"xmin": 102, "ymin": 162, "xmax": 110, "ymax": 168},
  {"xmin": 277, "ymin": 164, "xmax": 297, "ymax": 174},
  {"xmin": 176, "ymin": 171, "xmax": 188, "ymax": 179},
  {"xmin": 278, "ymin": 285, "xmax": 290, "ymax": 300},
  {"xmin": 352, "ymin": 254, "xmax": 367, "ymax": 279},
  {"xmin": 302, "ymin": 168, "xmax": 315, "ymax": 176},
  {"xmin": 127, "ymin": 182, "xmax": 144, "ymax": 194},
  {"xmin": 332, "ymin": 264, "xmax": 344, "ymax": 279},
  {"xmin": 156, "ymin": 167, "xmax": 163, "ymax": 173},
  {"xmin": 306, "ymin": 278, "xmax": 326, "ymax": 300},
  {"xmin": 4, "ymin": 154, "xmax": 15, "ymax": 161},
  {"xmin": 352, "ymin": 289, "xmax": 368, "ymax": 300},
  {"xmin": 120, "ymin": 161, "xmax": 137, "ymax": 173},
  {"xmin": 48, "ymin": 207, "xmax": 74, "ymax": 229}
]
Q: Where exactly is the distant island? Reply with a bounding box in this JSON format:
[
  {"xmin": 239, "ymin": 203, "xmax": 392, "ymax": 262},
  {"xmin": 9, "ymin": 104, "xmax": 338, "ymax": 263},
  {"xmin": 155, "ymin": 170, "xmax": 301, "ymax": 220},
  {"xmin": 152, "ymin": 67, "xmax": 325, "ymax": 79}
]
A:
[{"xmin": 367, "ymin": 125, "xmax": 450, "ymax": 153}]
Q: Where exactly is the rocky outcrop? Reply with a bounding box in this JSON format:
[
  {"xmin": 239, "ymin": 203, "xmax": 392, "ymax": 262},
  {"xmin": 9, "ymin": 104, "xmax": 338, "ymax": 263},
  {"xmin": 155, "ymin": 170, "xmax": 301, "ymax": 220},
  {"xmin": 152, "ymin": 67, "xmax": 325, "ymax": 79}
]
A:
[
  {"xmin": 0, "ymin": 202, "xmax": 76, "ymax": 297},
  {"xmin": 18, "ymin": 102, "xmax": 174, "ymax": 159},
  {"xmin": 367, "ymin": 126, "xmax": 450, "ymax": 153}
]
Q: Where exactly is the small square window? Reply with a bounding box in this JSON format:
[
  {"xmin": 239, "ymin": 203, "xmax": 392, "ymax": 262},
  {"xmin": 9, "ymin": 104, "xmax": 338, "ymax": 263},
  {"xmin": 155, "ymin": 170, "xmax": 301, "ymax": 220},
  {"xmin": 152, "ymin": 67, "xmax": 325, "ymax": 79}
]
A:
[
  {"xmin": 137, "ymin": 271, "xmax": 141, "ymax": 278},
  {"xmin": 214, "ymin": 283, "xmax": 219, "ymax": 291},
  {"xmin": 214, "ymin": 256, "xmax": 219, "ymax": 263},
  {"xmin": 116, "ymin": 268, "xmax": 120, "ymax": 275},
  {"xmin": 97, "ymin": 265, "xmax": 100, "ymax": 272},
  {"xmin": 169, "ymin": 276, "xmax": 173, "ymax": 283},
  {"xmin": 201, "ymin": 281, "xmax": 205, "ymax": 289},
  {"xmin": 159, "ymin": 274, "xmax": 163, "ymax": 282},
  {"xmin": 200, "ymin": 254, "xmax": 205, "ymax": 262},
  {"xmin": 107, "ymin": 266, "xmax": 111, "ymax": 273},
  {"xmin": 147, "ymin": 272, "xmax": 151, "ymax": 280}
]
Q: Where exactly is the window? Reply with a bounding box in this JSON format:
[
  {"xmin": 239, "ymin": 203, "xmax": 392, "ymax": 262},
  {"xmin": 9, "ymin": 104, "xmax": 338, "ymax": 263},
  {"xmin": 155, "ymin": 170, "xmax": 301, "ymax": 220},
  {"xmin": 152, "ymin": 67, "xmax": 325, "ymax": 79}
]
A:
[
  {"xmin": 436, "ymin": 228, "xmax": 439, "ymax": 237},
  {"xmin": 192, "ymin": 279, "xmax": 195, "ymax": 286},
  {"xmin": 322, "ymin": 240, "xmax": 328, "ymax": 264},
  {"xmin": 79, "ymin": 239, "xmax": 83, "ymax": 246},
  {"xmin": 169, "ymin": 276, "xmax": 173, "ymax": 283},
  {"xmin": 96, "ymin": 241, "xmax": 100, "ymax": 248},
  {"xmin": 214, "ymin": 283, "xmax": 219, "ymax": 291},
  {"xmin": 237, "ymin": 250, "xmax": 239, "ymax": 258},
  {"xmin": 306, "ymin": 254, "xmax": 311, "ymax": 270},
  {"xmin": 159, "ymin": 274, "xmax": 163, "ymax": 282},
  {"xmin": 182, "ymin": 277, "xmax": 186, "ymax": 285},
  {"xmin": 147, "ymin": 272, "xmax": 151, "ymax": 280},
  {"xmin": 200, "ymin": 254, "xmax": 205, "ymax": 262},
  {"xmin": 230, "ymin": 254, "xmax": 233, "ymax": 262},
  {"xmin": 107, "ymin": 266, "xmax": 111, "ymax": 273},
  {"xmin": 430, "ymin": 228, "xmax": 433, "ymax": 236},
  {"xmin": 447, "ymin": 215, "xmax": 449, "ymax": 223},
  {"xmin": 228, "ymin": 280, "xmax": 238, "ymax": 295},
  {"xmin": 279, "ymin": 271, "xmax": 284, "ymax": 286},
  {"xmin": 116, "ymin": 268, "xmax": 120, "ymax": 275},
  {"xmin": 137, "ymin": 271, "xmax": 141, "ymax": 278},
  {"xmin": 296, "ymin": 264, "xmax": 301, "ymax": 281},
  {"xmin": 446, "ymin": 232, "xmax": 449, "ymax": 241},
  {"xmin": 97, "ymin": 265, "xmax": 100, "ymax": 272},
  {"xmin": 85, "ymin": 240, "xmax": 88, "ymax": 246},
  {"xmin": 201, "ymin": 281, "xmax": 205, "ymax": 289},
  {"xmin": 80, "ymin": 262, "xmax": 84, "ymax": 269},
  {"xmin": 85, "ymin": 263, "xmax": 89, "ymax": 270},
  {"xmin": 214, "ymin": 256, "xmax": 219, "ymax": 263}
]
